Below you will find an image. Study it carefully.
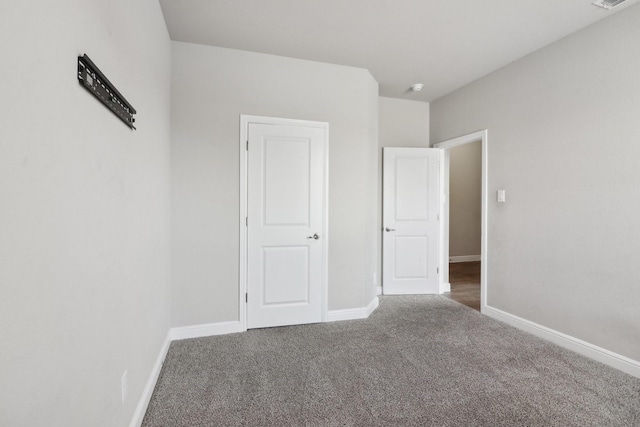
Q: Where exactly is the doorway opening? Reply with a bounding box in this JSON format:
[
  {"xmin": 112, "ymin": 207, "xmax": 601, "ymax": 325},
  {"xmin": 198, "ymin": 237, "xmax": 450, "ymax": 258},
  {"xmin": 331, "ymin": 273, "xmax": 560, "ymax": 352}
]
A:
[{"xmin": 434, "ymin": 130, "xmax": 488, "ymax": 312}]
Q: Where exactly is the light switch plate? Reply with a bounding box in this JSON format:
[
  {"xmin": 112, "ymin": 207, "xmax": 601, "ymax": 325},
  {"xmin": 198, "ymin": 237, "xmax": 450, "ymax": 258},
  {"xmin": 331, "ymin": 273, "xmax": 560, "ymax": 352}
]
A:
[{"xmin": 497, "ymin": 190, "xmax": 506, "ymax": 203}]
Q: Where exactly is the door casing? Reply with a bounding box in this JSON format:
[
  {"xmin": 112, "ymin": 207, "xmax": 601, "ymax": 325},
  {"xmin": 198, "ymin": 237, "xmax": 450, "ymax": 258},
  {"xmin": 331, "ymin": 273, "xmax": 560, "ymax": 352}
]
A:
[
  {"xmin": 434, "ymin": 130, "xmax": 488, "ymax": 312},
  {"xmin": 239, "ymin": 115, "xmax": 329, "ymax": 331}
]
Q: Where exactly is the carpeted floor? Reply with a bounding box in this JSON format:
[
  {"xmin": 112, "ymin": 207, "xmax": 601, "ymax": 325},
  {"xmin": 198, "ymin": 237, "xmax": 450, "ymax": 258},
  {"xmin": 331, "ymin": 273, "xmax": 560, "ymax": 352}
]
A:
[{"xmin": 142, "ymin": 296, "xmax": 640, "ymax": 426}]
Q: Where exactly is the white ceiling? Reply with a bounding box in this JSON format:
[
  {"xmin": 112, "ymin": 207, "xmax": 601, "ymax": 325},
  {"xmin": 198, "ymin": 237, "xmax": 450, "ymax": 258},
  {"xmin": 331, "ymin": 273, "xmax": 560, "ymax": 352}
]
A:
[{"xmin": 159, "ymin": 0, "xmax": 638, "ymax": 102}]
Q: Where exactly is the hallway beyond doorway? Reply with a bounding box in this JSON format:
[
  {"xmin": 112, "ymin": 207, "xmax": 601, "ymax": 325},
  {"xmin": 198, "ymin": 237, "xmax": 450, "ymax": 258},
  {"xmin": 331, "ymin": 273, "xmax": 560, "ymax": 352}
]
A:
[{"xmin": 445, "ymin": 261, "xmax": 480, "ymax": 311}]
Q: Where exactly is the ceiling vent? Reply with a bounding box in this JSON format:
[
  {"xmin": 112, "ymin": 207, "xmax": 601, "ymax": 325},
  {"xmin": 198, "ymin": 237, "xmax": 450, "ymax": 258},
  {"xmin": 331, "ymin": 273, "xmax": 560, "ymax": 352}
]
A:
[{"xmin": 592, "ymin": 0, "xmax": 628, "ymax": 9}]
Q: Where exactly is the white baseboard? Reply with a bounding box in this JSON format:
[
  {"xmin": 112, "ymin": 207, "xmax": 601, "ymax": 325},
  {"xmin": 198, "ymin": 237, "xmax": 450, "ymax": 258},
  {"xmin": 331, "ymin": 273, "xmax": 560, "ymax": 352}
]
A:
[
  {"xmin": 129, "ymin": 332, "xmax": 172, "ymax": 427},
  {"xmin": 325, "ymin": 297, "xmax": 380, "ymax": 322},
  {"xmin": 449, "ymin": 255, "xmax": 481, "ymax": 263},
  {"xmin": 132, "ymin": 298, "xmax": 385, "ymax": 426},
  {"xmin": 376, "ymin": 286, "xmax": 382, "ymax": 296},
  {"xmin": 131, "ymin": 321, "xmax": 244, "ymax": 426},
  {"xmin": 170, "ymin": 320, "xmax": 243, "ymax": 341},
  {"xmin": 366, "ymin": 297, "xmax": 379, "ymax": 317},
  {"xmin": 439, "ymin": 282, "xmax": 451, "ymax": 294},
  {"xmin": 484, "ymin": 305, "xmax": 640, "ymax": 379}
]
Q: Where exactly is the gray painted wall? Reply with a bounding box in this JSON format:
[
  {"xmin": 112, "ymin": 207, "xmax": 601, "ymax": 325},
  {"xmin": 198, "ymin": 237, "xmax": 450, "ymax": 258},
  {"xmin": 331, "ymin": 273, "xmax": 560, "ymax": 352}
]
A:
[
  {"xmin": 379, "ymin": 97, "xmax": 430, "ymax": 148},
  {"xmin": 171, "ymin": 42, "xmax": 379, "ymax": 326},
  {"xmin": 378, "ymin": 97, "xmax": 430, "ymax": 290},
  {"xmin": 431, "ymin": 4, "xmax": 640, "ymax": 361},
  {"xmin": 449, "ymin": 142, "xmax": 482, "ymax": 257},
  {"xmin": 0, "ymin": 1, "xmax": 172, "ymax": 425}
]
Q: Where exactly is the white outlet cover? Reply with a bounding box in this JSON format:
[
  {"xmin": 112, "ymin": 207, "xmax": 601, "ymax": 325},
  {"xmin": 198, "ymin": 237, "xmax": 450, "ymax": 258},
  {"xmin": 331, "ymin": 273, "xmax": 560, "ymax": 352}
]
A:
[
  {"xmin": 497, "ymin": 190, "xmax": 506, "ymax": 203},
  {"xmin": 121, "ymin": 370, "xmax": 128, "ymax": 404}
]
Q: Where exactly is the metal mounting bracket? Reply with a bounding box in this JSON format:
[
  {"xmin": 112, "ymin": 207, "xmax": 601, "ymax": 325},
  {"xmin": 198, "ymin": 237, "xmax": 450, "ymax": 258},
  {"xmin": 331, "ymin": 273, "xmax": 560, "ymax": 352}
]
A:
[{"xmin": 77, "ymin": 54, "xmax": 136, "ymax": 129}]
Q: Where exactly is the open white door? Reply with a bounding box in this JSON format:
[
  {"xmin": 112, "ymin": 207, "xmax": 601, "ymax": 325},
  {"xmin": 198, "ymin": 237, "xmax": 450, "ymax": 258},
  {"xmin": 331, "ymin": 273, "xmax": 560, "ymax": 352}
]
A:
[
  {"xmin": 383, "ymin": 147, "xmax": 440, "ymax": 295},
  {"xmin": 246, "ymin": 120, "xmax": 327, "ymax": 329}
]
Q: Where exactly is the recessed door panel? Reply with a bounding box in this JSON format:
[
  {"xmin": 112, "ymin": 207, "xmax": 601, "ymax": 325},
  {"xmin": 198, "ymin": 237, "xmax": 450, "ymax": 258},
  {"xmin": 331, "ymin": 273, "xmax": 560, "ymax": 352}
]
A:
[
  {"xmin": 263, "ymin": 246, "xmax": 309, "ymax": 305},
  {"xmin": 264, "ymin": 138, "xmax": 310, "ymax": 226},
  {"xmin": 395, "ymin": 157, "xmax": 429, "ymax": 221},
  {"xmin": 394, "ymin": 236, "xmax": 429, "ymax": 279}
]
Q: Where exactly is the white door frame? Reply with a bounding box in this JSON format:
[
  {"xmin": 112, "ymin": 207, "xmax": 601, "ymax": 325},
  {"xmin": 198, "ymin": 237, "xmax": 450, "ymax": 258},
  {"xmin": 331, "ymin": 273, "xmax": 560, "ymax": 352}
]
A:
[
  {"xmin": 434, "ymin": 130, "xmax": 488, "ymax": 312},
  {"xmin": 239, "ymin": 115, "xmax": 329, "ymax": 331}
]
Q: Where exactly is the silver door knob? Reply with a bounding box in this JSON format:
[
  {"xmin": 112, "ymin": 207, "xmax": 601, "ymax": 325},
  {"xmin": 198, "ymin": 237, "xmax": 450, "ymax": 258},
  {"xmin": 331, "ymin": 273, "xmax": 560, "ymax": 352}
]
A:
[
  {"xmin": 307, "ymin": 233, "xmax": 319, "ymax": 240},
  {"xmin": 385, "ymin": 227, "xmax": 396, "ymax": 232}
]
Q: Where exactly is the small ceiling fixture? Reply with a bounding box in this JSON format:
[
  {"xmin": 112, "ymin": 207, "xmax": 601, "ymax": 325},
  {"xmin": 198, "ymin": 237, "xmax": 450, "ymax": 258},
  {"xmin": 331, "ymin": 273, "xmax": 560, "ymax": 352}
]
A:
[
  {"xmin": 592, "ymin": 0, "xmax": 628, "ymax": 10},
  {"xmin": 411, "ymin": 83, "xmax": 424, "ymax": 92}
]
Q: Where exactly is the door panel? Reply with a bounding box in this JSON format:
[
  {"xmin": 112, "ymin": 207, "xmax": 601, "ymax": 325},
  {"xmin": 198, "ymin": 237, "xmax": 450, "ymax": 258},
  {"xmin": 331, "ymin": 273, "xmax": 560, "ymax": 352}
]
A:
[
  {"xmin": 395, "ymin": 157, "xmax": 429, "ymax": 221},
  {"xmin": 263, "ymin": 246, "xmax": 309, "ymax": 305},
  {"xmin": 247, "ymin": 122, "xmax": 326, "ymax": 329},
  {"xmin": 383, "ymin": 148, "xmax": 440, "ymax": 295},
  {"xmin": 394, "ymin": 236, "xmax": 429, "ymax": 279},
  {"xmin": 263, "ymin": 138, "xmax": 310, "ymax": 225}
]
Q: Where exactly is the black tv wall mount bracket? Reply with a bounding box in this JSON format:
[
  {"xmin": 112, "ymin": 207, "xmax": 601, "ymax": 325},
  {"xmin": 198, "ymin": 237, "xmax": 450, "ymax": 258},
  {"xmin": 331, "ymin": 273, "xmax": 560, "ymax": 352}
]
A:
[{"xmin": 77, "ymin": 54, "xmax": 136, "ymax": 129}]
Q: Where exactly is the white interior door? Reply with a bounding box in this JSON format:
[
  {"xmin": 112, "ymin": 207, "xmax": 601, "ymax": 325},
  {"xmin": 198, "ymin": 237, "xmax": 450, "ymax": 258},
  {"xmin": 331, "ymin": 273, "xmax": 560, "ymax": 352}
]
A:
[
  {"xmin": 383, "ymin": 147, "xmax": 440, "ymax": 294},
  {"xmin": 247, "ymin": 121, "xmax": 327, "ymax": 329}
]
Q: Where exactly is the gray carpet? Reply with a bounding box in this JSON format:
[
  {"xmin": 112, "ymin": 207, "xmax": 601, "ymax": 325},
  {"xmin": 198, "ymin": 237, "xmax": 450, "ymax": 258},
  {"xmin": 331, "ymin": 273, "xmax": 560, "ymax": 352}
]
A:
[{"xmin": 142, "ymin": 296, "xmax": 640, "ymax": 426}]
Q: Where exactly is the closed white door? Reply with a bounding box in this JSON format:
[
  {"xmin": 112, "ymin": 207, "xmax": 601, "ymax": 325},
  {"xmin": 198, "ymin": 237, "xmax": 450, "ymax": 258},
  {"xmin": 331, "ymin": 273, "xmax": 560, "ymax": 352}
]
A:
[
  {"xmin": 383, "ymin": 147, "xmax": 440, "ymax": 294},
  {"xmin": 247, "ymin": 121, "xmax": 327, "ymax": 329}
]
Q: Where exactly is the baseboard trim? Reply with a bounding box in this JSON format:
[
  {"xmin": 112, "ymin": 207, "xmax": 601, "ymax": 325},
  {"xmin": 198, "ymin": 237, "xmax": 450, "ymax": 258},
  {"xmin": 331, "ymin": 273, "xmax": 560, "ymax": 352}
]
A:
[
  {"xmin": 170, "ymin": 321, "xmax": 243, "ymax": 341},
  {"xmin": 484, "ymin": 305, "xmax": 640, "ymax": 379},
  {"xmin": 132, "ymin": 300, "xmax": 385, "ymax": 426},
  {"xmin": 449, "ymin": 255, "xmax": 481, "ymax": 263},
  {"xmin": 131, "ymin": 321, "xmax": 244, "ymax": 426},
  {"xmin": 129, "ymin": 332, "xmax": 171, "ymax": 427},
  {"xmin": 367, "ymin": 297, "xmax": 380, "ymax": 317},
  {"xmin": 440, "ymin": 282, "xmax": 451, "ymax": 293},
  {"xmin": 326, "ymin": 297, "xmax": 380, "ymax": 323}
]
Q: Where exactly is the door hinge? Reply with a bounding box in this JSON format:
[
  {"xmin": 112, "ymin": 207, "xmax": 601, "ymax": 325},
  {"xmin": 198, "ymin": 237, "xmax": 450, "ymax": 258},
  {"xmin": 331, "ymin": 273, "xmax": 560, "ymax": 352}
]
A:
[
  {"xmin": 437, "ymin": 267, "xmax": 439, "ymax": 274},
  {"xmin": 437, "ymin": 213, "xmax": 440, "ymax": 222},
  {"xmin": 245, "ymin": 217, "xmax": 248, "ymax": 227},
  {"xmin": 245, "ymin": 293, "xmax": 248, "ymax": 303},
  {"xmin": 246, "ymin": 140, "xmax": 248, "ymax": 150}
]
